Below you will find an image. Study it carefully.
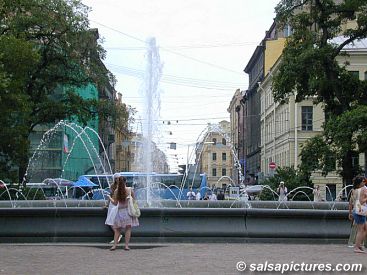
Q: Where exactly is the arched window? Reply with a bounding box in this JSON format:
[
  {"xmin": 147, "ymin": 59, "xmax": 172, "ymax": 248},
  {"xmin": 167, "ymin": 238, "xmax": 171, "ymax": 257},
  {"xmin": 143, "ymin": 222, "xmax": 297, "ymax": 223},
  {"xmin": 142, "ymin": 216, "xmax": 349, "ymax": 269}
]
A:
[
  {"xmin": 212, "ymin": 138, "xmax": 217, "ymax": 145},
  {"xmin": 222, "ymin": 138, "xmax": 226, "ymax": 145}
]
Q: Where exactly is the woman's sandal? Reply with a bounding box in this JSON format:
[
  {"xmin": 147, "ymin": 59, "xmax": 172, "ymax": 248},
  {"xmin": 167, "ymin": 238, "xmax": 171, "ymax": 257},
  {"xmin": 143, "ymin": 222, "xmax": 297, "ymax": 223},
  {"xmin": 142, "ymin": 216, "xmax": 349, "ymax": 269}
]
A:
[
  {"xmin": 354, "ymin": 248, "xmax": 365, "ymax": 253},
  {"xmin": 110, "ymin": 246, "xmax": 117, "ymax": 251},
  {"xmin": 124, "ymin": 247, "xmax": 130, "ymax": 251}
]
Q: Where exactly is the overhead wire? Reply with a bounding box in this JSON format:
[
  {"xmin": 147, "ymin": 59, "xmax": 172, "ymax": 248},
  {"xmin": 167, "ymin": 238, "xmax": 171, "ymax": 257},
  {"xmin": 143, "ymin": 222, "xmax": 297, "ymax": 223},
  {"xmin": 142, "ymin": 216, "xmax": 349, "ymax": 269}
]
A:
[
  {"xmin": 91, "ymin": 20, "xmax": 245, "ymax": 76},
  {"xmin": 105, "ymin": 41, "xmax": 258, "ymax": 51},
  {"xmin": 107, "ymin": 63, "xmax": 244, "ymax": 90}
]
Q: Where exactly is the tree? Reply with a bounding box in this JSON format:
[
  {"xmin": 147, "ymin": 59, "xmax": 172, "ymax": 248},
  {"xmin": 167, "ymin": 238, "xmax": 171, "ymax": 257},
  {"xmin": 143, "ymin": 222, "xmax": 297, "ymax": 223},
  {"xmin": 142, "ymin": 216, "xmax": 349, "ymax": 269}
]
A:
[
  {"xmin": 273, "ymin": 0, "xmax": 367, "ymax": 185},
  {"xmin": 259, "ymin": 166, "xmax": 312, "ymax": 201},
  {"xmin": 0, "ymin": 0, "xmax": 125, "ymax": 182},
  {"xmin": 324, "ymin": 105, "xmax": 367, "ymax": 176}
]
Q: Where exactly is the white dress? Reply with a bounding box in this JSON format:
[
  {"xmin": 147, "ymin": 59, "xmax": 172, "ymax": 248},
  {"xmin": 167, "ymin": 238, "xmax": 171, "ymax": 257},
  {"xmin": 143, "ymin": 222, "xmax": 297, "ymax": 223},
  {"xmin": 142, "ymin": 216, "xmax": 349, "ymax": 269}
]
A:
[{"xmin": 105, "ymin": 189, "xmax": 139, "ymax": 229}]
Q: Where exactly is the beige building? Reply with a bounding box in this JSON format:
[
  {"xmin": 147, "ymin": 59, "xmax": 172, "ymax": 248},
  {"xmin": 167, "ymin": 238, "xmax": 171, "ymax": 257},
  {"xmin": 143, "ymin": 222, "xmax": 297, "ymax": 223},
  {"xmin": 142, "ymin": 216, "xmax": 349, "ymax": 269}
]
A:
[
  {"xmin": 227, "ymin": 89, "xmax": 242, "ymax": 151},
  {"xmin": 126, "ymin": 134, "xmax": 169, "ymax": 173},
  {"xmin": 227, "ymin": 89, "xmax": 244, "ymax": 183},
  {"xmin": 197, "ymin": 121, "xmax": 235, "ymax": 189},
  {"xmin": 259, "ymin": 37, "xmax": 367, "ymax": 200},
  {"xmin": 115, "ymin": 93, "xmax": 132, "ymax": 172}
]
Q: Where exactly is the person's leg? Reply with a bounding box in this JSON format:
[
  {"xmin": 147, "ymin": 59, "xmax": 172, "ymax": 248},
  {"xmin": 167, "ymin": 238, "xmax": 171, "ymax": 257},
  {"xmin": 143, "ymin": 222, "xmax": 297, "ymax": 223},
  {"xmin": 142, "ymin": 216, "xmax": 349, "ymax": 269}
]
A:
[
  {"xmin": 109, "ymin": 233, "xmax": 122, "ymax": 244},
  {"xmin": 111, "ymin": 227, "xmax": 121, "ymax": 250},
  {"xmin": 354, "ymin": 223, "xmax": 365, "ymax": 253},
  {"xmin": 348, "ymin": 222, "xmax": 357, "ymax": 247},
  {"xmin": 124, "ymin": 225, "xmax": 132, "ymax": 250},
  {"xmin": 363, "ymin": 223, "xmax": 367, "ymax": 248}
]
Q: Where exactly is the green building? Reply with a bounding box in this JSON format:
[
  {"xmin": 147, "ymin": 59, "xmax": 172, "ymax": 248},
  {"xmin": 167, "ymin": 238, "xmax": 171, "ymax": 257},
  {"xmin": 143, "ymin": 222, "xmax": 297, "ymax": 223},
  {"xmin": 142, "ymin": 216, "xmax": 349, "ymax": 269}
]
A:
[{"xmin": 28, "ymin": 84, "xmax": 100, "ymax": 182}]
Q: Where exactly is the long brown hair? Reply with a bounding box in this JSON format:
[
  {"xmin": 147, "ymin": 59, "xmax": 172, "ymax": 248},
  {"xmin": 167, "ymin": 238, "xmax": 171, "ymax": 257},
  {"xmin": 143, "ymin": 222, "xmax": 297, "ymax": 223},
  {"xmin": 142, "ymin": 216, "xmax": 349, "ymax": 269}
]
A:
[{"xmin": 113, "ymin": 176, "xmax": 128, "ymax": 202}]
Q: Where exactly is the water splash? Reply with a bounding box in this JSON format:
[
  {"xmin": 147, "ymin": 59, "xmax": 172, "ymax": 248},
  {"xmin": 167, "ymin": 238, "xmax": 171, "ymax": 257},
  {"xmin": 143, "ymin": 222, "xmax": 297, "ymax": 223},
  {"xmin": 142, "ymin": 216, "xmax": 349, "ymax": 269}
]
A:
[{"xmin": 139, "ymin": 37, "xmax": 163, "ymax": 206}]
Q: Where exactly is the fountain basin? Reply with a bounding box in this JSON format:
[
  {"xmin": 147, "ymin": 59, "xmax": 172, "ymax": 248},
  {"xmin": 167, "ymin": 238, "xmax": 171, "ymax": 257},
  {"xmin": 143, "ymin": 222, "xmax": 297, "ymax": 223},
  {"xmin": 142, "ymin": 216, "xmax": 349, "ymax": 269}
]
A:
[
  {"xmin": 0, "ymin": 200, "xmax": 349, "ymax": 210},
  {"xmin": 0, "ymin": 204, "xmax": 350, "ymax": 243}
]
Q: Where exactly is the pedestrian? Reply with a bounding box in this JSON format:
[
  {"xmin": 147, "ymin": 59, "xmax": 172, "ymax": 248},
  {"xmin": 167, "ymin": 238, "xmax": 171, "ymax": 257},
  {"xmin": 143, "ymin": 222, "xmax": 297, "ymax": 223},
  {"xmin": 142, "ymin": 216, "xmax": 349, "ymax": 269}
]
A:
[
  {"xmin": 186, "ymin": 187, "xmax": 196, "ymax": 200},
  {"xmin": 350, "ymin": 175, "xmax": 367, "ymax": 253},
  {"xmin": 106, "ymin": 175, "xmax": 122, "ymax": 244},
  {"xmin": 82, "ymin": 188, "xmax": 94, "ymax": 200},
  {"xmin": 277, "ymin": 181, "xmax": 288, "ymax": 201},
  {"xmin": 195, "ymin": 189, "xmax": 201, "ymax": 200},
  {"xmin": 217, "ymin": 190, "xmax": 225, "ymax": 200},
  {"xmin": 209, "ymin": 192, "xmax": 217, "ymax": 201},
  {"xmin": 87, "ymin": 188, "xmax": 94, "ymax": 200},
  {"xmin": 313, "ymin": 185, "xmax": 323, "ymax": 202},
  {"xmin": 105, "ymin": 175, "xmax": 139, "ymax": 251},
  {"xmin": 348, "ymin": 176, "xmax": 367, "ymax": 250}
]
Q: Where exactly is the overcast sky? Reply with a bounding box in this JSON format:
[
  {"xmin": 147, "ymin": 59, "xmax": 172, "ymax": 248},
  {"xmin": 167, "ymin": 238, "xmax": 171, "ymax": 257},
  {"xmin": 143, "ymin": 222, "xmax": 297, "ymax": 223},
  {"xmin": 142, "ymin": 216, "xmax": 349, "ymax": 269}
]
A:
[{"xmin": 82, "ymin": 0, "xmax": 280, "ymax": 171}]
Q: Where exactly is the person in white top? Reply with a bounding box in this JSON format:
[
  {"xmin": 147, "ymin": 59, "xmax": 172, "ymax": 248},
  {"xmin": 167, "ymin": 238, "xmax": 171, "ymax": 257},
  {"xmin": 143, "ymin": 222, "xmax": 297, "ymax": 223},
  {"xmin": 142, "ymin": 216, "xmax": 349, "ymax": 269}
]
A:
[
  {"xmin": 209, "ymin": 192, "xmax": 217, "ymax": 201},
  {"xmin": 313, "ymin": 185, "xmax": 323, "ymax": 202},
  {"xmin": 350, "ymin": 176, "xmax": 367, "ymax": 253},
  {"xmin": 186, "ymin": 187, "xmax": 196, "ymax": 200},
  {"xmin": 277, "ymin": 181, "xmax": 288, "ymax": 201},
  {"xmin": 195, "ymin": 190, "xmax": 201, "ymax": 200}
]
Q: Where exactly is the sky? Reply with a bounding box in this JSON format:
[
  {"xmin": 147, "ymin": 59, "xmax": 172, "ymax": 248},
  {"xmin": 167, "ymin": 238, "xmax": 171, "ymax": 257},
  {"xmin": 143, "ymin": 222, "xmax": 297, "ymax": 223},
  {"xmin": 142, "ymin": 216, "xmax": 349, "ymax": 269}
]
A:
[{"xmin": 82, "ymin": 0, "xmax": 280, "ymax": 171}]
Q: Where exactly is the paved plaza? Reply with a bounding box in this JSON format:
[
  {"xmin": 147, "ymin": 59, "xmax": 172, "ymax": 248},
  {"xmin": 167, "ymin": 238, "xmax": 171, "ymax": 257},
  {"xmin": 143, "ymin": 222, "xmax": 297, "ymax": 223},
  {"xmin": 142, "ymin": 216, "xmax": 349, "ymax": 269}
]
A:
[{"xmin": 0, "ymin": 242, "xmax": 365, "ymax": 275}]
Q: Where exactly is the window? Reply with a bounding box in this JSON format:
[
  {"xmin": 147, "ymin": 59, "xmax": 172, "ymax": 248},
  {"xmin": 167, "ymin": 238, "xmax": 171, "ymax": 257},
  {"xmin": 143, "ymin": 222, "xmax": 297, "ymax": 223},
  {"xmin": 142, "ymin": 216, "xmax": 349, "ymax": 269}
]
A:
[
  {"xmin": 222, "ymin": 153, "xmax": 226, "ymax": 161},
  {"xmin": 301, "ymin": 106, "xmax": 313, "ymax": 131},
  {"xmin": 365, "ymin": 71, "xmax": 367, "ymax": 80},
  {"xmin": 212, "ymin": 168, "xmax": 217, "ymax": 177},
  {"xmin": 349, "ymin": 71, "xmax": 359, "ymax": 79},
  {"xmin": 222, "ymin": 168, "xmax": 226, "ymax": 176},
  {"xmin": 212, "ymin": 138, "xmax": 217, "ymax": 145},
  {"xmin": 222, "ymin": 138, "xmax": 226, "ymax": 145},
  {"xmin": 212, "ymin": 153, "xmax": 217, "ymax": 161},
  {"xmin": 283, "ymin": 24, "xmax": 293, "ymax": 37}
]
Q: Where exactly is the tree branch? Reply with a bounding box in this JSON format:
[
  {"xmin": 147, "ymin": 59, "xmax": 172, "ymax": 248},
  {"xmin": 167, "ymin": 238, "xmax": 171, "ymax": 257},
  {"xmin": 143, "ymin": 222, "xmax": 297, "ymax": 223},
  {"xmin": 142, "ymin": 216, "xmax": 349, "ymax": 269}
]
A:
[{"xmin": 332, "ymin": 35, "xmax": 363, "ymax": 58}]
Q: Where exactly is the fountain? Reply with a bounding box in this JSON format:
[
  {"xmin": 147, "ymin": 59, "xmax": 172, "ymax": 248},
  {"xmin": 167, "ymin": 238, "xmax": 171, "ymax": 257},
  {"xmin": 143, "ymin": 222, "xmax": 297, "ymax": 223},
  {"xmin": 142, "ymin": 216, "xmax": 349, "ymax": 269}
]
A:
[{"xmin": 0, "ymin": 37, "xmax": 352, "ymax": 244}]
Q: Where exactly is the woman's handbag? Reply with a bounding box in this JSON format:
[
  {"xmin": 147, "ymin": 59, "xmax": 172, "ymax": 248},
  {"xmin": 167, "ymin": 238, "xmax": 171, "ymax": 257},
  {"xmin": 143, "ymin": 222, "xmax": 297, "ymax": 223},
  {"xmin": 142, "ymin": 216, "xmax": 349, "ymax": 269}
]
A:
[
  {"xmin": 127, "ymin": 188, "xmax": 141, "ymax": 218},
  {"xmin": 354, "ymin": 188, "xmax": 367, "ymax": 216},
  {"xmin": 105, "ymin": 202, "xmax": 119, "ymax": 226}
]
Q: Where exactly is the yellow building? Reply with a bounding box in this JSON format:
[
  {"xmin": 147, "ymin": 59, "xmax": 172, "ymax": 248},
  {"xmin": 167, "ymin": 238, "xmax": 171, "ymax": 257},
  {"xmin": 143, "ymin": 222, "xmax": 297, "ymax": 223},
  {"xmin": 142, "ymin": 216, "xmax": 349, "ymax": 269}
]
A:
[
  {"xmin": 259, "ymin": 37, "xmax": 367, "ymax": 200},
  {"xmin": 114, "ymin": 93, "xmax": 132, "ymax": 172},
  {"xmin": 197, "ymin": 121, "xmax": 235, "ymax": 189}
]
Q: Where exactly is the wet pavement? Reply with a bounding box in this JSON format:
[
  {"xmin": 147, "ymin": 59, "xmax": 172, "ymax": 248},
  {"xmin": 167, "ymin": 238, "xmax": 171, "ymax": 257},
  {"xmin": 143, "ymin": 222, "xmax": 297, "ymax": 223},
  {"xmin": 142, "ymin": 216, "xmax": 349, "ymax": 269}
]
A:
[{"xmin": 0, "ymin": 242, "xmax": 365, "ymax": 275}]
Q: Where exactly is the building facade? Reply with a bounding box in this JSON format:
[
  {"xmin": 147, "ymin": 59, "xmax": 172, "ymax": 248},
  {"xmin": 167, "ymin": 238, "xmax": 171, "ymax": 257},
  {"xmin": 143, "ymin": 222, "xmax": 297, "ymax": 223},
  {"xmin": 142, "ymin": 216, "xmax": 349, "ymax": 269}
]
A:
[
  {"xmin": 227, "ymin": 89, "xmax": 244, "ymax": 183},
  {"xmin": 197, "ymin": 121, "xmax": 235, "ymax": 188},
  {"xmin": 114, "ymin": 93, "xmax": 132, "ymax": 172},
  {"xmin": 28, "ymin": 84, "xmax": 100, "ymax": 182},
  {"xmin": 241, "ymin": 22, "xmax": 289, "ymax": 184},
  {"xmin": 258, "ymin": 37, "xmax": 367, "ymax": 200}
]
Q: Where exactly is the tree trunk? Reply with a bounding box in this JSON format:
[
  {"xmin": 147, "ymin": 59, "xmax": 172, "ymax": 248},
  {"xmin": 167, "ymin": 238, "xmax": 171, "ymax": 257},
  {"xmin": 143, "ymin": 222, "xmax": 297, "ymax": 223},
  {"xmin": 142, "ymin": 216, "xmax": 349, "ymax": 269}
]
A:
[
  {"xmin": 342, "ymin": 150, "xmax": 356, "ymax": 190},
  {"xmin": 365, "ymin": 151, "xmax": 367, "ymax": 178}
]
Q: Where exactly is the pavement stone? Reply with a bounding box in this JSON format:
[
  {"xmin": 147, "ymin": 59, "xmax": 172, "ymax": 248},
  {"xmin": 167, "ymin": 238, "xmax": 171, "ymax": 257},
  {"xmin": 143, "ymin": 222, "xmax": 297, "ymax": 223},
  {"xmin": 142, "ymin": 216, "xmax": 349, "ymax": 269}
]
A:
[{"xmin": 0, "ymin": 243, "xmax": 365, "ymax": 275}]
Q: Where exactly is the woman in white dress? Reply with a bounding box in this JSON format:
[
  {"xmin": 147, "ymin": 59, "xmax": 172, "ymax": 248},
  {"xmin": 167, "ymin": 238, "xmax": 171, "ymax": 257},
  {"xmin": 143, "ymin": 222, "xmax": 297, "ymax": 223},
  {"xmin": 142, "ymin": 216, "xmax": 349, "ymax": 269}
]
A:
[
  {"xmin": 277, "ymin": 181, "xmax": 288, "ymax": 201},
  {"xmin": 105, "ymin": 176, "xmax": 139, "ymax": 251}
]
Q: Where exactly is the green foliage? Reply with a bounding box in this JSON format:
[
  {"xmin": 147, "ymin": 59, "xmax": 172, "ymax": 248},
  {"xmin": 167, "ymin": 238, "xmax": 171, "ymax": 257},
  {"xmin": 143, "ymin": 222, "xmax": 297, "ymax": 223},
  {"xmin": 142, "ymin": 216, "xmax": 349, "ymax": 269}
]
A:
[
  {"xmin": 274, "ymin": 0, "xmax": 367, "ymax": 111},
  {"xmin": 273, "ymin": 0, "xmax": 367, "ymax": 183},
  {"xmin": 325, "ymin": 105, "xmax": 367, "ymax": 154},
  {"xmin": 299, "ymin": 135, "xmax": 336, "ymax": 176},
  {"xmin": 259, "ymin": 166, "xmax": 312, "ymax": 201},
  {"xmin": 0, "ymin": 0, "xmax": 126, "ymax": 182}
]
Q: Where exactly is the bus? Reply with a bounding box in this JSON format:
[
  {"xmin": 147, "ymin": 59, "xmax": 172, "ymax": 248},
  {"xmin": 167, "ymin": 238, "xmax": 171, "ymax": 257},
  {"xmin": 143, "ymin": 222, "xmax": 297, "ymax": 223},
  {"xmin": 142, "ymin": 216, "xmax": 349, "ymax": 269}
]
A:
[
  {"xmin": 117, "ymin": 172, "xmax": 208, "ymax": 201},
  {"xmin": 81, "ymin": 172, "xmax": 208, "ymax": 200}
]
